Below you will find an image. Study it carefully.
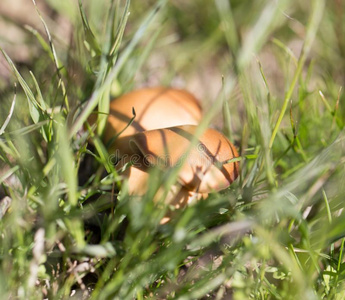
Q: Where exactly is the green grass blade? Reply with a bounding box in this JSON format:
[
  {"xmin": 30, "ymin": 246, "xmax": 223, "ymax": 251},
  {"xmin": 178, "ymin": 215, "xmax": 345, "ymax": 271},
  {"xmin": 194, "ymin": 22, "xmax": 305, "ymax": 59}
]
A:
[
  {"xmin": 109, "ymin": 0, "xmax": 131, "ymax": 56},
  {"xmin": 55, "ymin": 119, "xmax": 78, "ymax": 207},
  {"xmin": 32, "ymin": 0, "xmax": 69, "ymax": 111},
  {"xmin": 1, "ymin": 49, "xmax": 41, "ymax": 123},
  {"xmin": 78, "ymin": 0, "xmax": 102, "ymax": 56},
  {"xmin": 0, "ymin": 85, "xmax": 16, "ymax": 136},
  {"xmin": 69, "ymin": 0, "xmax": 168, "ymax": 138},
  {"xmin": 238, "ymin": 0, "xmax": 289, "ymax": 70},
  {"xmin": 269, "ymin": 0, "xmax": 326, "ymax": 150}
]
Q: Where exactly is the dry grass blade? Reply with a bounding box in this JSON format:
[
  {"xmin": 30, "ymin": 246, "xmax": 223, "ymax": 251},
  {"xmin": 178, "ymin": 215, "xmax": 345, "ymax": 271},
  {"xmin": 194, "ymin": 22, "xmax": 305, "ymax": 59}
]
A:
[{"xmin": 0, "ymin": 84, "xmax": 16, "ymax": 136}]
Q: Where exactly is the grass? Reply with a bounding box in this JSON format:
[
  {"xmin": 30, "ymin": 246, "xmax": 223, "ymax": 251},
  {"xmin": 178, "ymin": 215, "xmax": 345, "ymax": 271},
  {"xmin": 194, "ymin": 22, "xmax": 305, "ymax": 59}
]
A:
[{"xmin": 0, "ymin": 0, "xmax": 345, "ymax": 299}]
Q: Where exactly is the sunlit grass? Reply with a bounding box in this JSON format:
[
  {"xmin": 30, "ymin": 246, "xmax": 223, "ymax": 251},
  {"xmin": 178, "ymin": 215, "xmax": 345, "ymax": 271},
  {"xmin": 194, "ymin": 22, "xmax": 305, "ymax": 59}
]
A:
[{"xmin": 0, "ymin": 0, "xmax": 344, "ymax": 299}]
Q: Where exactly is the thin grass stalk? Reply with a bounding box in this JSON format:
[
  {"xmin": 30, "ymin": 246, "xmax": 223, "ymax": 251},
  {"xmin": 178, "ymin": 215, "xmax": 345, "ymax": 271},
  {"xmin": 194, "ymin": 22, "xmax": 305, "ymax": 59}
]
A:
[
  {"xmin": 69, "ymin": 0, "xmax": 167, "ymax": 138},
  {"xmin": 32, "ymin": 0, "xmax": 69, "ymax": 112},
  {"xmin": 269, "ymin": 0, "xmax": 326, "ymax": 150}
]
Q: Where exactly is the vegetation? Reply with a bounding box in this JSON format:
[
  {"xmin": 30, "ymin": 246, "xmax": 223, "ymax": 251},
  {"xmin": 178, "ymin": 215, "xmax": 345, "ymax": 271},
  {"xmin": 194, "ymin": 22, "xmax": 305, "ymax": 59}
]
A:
[{"xmin": 0, "ymin": 0, "xmax": 344, "ymax": 299}]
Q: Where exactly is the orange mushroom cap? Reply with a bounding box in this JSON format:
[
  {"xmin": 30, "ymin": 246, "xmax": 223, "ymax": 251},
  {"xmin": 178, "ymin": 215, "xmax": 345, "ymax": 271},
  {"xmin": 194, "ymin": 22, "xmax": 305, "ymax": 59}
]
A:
[{"xmin": 104, "ymin": 87, "xmax": 202, "ymax": 154}]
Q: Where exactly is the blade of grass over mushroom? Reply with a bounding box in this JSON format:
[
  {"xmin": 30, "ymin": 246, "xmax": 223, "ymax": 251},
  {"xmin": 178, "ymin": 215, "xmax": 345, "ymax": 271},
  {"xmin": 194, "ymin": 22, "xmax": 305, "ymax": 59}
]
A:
[
  {"xmin": 160, "ymin": 76, "xmax": 236, "ymax": 196},
  {"xmin": 105, "ymin": 107, "xmax": 136, "ymax": 148},
  {"xmin": 269, "ymin": 0, "xmax": 326, "ymax": 150},
  {"xmin": 69, "ymin": 0, "xmax": 167, "ymax": 138}
]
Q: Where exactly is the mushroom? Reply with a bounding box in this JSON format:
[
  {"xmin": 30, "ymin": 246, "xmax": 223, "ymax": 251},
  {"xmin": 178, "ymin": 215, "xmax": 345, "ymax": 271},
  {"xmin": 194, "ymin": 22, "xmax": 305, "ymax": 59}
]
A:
[
  {"xmin": 117, "ymin": 125, "xmax": 239, "ymax": 220},
  {"xmin": 104, "ymin": 87, "xmax": 203, "ymax": 156},
  {"xmin": 101, "ymin": 87, "xmax": 239, "ymax": 222}
]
